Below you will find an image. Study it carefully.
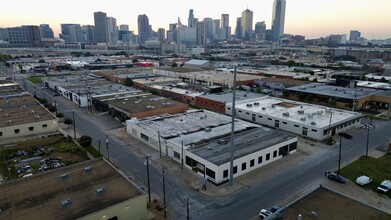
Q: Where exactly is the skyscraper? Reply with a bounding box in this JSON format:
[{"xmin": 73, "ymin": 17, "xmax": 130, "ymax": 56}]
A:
[
  {"xmin": 271, "ymin": 0, "xmax": 286, "ymax": 42},
  {"xmin": 106, "ymin": 17, "xmax": 118, "ymax": 45},
  {"xmin": 349, "ymin": 30, "xmax": 361, "ymax": 41},
  {"xmin": 196, "ymin": 21, "xmax": 206, "ymax": 46},
  {"xmin": 158, "ymin": 28, "xmax": 165, "ymax": 43},
  {"xmin": 39, "ymin": 24, "xmax": 54, "ymax": 38},
  {"xmin": 188, "ymin": 9, "xmax": 195, "ymax": 28},
  {"xmin": 255, "ymin": 21, "xmax": 267, "ymax": 41},
  {"xmin": 221, "ymin": 14, "xmax": 230, "ymax": 40},
  {"xmin": 94, "ymin": 11, "xmax": 108, "ymax": 43},
  {"xmin": 212, "ymin": 19, "xmax": 220, "ymax": 40},
  {"xmin": 82, "ymin": 25, "xmax": 95, "ymax": 43},
  {"xmin": 7, "ymin": 26, "xmax": 41, "ymax": 47},
  {"xmin": 203, "ymin": 18, "xmax": 213, "ymax": 43},
  {"xmin": 119, "ymin": 25, "xmax": 129, "ymax": 31},
  {"xmin": 235, "ymin": 17, "xmax": 242, "ymax": 39},
  {"xmin": 241, "ymin": 9, "xmax": 253, "ymax": 40},
  {"xmin": 138, "ymin": 14, "xmax": 150, "ymax": 43},
  {"xmin": 61, "ymin": 24, "xmax": 85, "ymax": 43}
]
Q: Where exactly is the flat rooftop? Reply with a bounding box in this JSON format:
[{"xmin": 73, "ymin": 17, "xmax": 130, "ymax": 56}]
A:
[
  {"xmin": 188, "ymin": 127, "xmax": 295, "ymax": 165},
  {"xmin": 133, "ymin": 76, "xmax": 182, "ymax": 84},
  {"xmin": 287, "ymin": 83, "xmax": 377, "ymax": 100},
  {"xmin": 0, "ymin": 159, "xmax": 143, "ymax": 220},
  {"xmin": 200, "ymin": 90, "xmax": 263, "ymax": 103},
  {"xmin": 159, "ymin": 66, "xmax": 204, "ymax": 73},
  {"xmin": 232, "ymin": 96, "xmax": 362, "ymax": 129},
  {"xmin": 104, "ymin": 93, "xmax": 187, "ymax": 115},
  {"xmin": 0, "ymin": 81, "xmax": 23, "ymax": 96},
  {"xmin": 282, "ymin": 187, "xmax": 388, "ymax": 220},
  {"xmin": 44, "ymin": 75, "xmax": 106, "ymax": 86},
  {"xmin": 149, "ymin": 84, "xmax": 202, "ymax": 96},
  {"xmin": 357, "ymin": 81, "xmax": 391, "ymax": 90},
  {"xmin": 64, "ymin": 82, "xmax": 136, "ymax": 96},
  {"xmin": 130, "ymin": 110, "xmax": 257, "ymax": 140},
  {"xmin": 0, "ymin": 94, "xmax": 56, "ymax": 127}
]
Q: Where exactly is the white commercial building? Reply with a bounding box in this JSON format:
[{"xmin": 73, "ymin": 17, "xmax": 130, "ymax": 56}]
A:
[
  {"xmin": 126, "ymin": 110, "xmax": 297, "ymax": 185},
  {"xmin": 226, "ymin": 96, "xmax": 362, "ymax": 141}
]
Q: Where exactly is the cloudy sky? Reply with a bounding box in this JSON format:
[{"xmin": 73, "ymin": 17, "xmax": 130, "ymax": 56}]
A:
[{"xmin": 1, "ymin": 0, "xmax": 391, "ymax": 39}]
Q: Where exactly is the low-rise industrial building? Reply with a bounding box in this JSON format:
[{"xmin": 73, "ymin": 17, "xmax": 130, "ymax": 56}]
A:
[
  {"xmin": 0, "ymin": 159, "xmax": 147, "ymax": 220},
  {"xmin": 126, "ymin": 110, "xmax": 297, "ymax": 185},
  {"xmin": 146, "ymin": 84, "xmax": 202, "ymax": 105},
  {"xmin": 0, "ymin": 93, "xmax": 58, "ymax": 140},
  {"xmin": 93, "ymin": 91, "xmax": 188, "ymax": 121},
  {"xmin": 226, "ymin": 96, "xmax": 362, "ymax": 141}
]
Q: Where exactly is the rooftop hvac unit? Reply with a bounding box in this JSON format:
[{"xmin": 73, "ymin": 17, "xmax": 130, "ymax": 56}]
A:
[
  {"xmin": 29, "ymin": 110, "xmax": 35, "ymax": 114},
  {"xmin": 218, "ymin": 139, "xmax": 227, "ymax": 145},
  {"xmin": 262, "ymin": 107, "xmax": 266, "ymax": 110},
  {"xmin": 84, "ymin": 166, "xmax": 93, "ymax": 174},
  {"xmin": 200, "ymin": 114, "xmax": 207, "ymax": 119},
  {"xmin": 21, "ymin": 105, "xmax": 27, "ymax": 109},
  {"xmin": 271, "ymin": 105, "xmax": 276, "ymax": 108},
  {"xmin": 246, "ymin": 103, "xmax": 253, "ymax": 107},
  {"xmin": 34, "ymin": 115, "xmax": 40, "ymax": 119},
  {"xmin": 96, "ymin": 187, "xmax": 107, "ymax": 196},
  {"xmin": 300, "ymin": 117, "xmax": 306, "ymax": 121},
  {"xmin": 7, "ymin": 120, "xmax": 12, "ymax": 124},
  {"xmin": 254, "ymin": 102, "xmax": 260, "ymax": 106},
  {"xmin": 60, "ymin": 199, "xmax": 72, "ymax": 208},
  {"xmin": 282, "ymin": 112, "xmax": 289, "ymax": 117},
  {"xmin": 205, "ymin": 127, "xmax": 212, "ymax": 132},
  {"xmin": 298, "ymin": 109, "xmax": 304, "ymax": 114},
  {"xmin": 3, "ymin": 113, "xmax": 9, "ymax": 118},
  {"xmin": 311, "ymin": 121, "xmax": 316, "ymax": 125}
]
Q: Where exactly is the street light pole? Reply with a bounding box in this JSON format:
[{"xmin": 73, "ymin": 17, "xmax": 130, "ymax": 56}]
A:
[
  {"xmin": 366, "ymin": 125, "xmax": 370, "ymax": 157},
  {"xmin": 229, "ymin": 66, "xmax": 237, "ymax": 187},
  {"xmin": 106, "ymin": 134, "xmax": 109, "ymax": 161},
  {"xmin": 145, "ymin": 156, "xmax": 151, "ymax": 203},
  {"xmin": 72, "ymin": 111, "xmax": 76, "ymax": 139}
]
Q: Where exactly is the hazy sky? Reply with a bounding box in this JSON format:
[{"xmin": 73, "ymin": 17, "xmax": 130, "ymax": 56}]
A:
[{"xmin": 1, "ymin": 0, "xmax": 391, "ymax": 39}]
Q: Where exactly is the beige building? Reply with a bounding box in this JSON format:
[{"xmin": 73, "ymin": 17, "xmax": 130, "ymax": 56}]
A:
[
  {"xmin": 0, "ymin": 93, "xmax": 58, "ymax": 140},
  {"xmin": 0, "ymin": 159, "xmax": 147, "ymax": 220}
]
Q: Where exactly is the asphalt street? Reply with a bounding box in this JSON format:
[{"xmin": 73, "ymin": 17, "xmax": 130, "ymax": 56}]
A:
[{"xmin": 11, "ymin": 70, "xmax": 391, "ymax": 220}]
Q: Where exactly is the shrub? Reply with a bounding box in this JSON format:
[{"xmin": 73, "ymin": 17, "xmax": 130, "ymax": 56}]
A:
[{"xmin": 78, "ymin": 135, "xmax": 92, "ymax": 147}]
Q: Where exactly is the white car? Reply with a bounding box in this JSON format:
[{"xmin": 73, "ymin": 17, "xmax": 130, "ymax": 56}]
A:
[
  {"xmin": 356, "ymin": 175, "xmax": 372, "ymax": 186},
  {"xmin": 377, "ymin": 180, "xmax": 391, "ymax": 193},
  {"xmin": 259, "ymin": 209, "xmax": 272, "ymax": 219}
]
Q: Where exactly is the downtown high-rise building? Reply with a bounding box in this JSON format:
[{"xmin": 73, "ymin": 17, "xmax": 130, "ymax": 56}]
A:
[
  {"xmin": 255, "ymin": 21, "xmax": 267, "ymax": 41},
  {"xmin": 157, "ymin": 28, "xmax": 165, "ymax": 43},
  {"xmin": 82, "ymin": 25, "xmax": 95, "ymax": 43},
  {"xmin": 196, "ymin": 21, "xmax": 206, "ymax": 46},
  {"xmin": 235, "ymin": 17, "xmax": 242, "ymax": 39},
  {"xmin": 106, "ymin": 17, "xmax": 118, "ymax": 45},
  {"xmin": 94, "ymin": 11, "xmax": 108, "ymax": 43},
  {"xmin": 39, "ymin": 24, "xmax": 54, "ymax": 38},
  {"xmin": 138, "ymin": 14, "xmax": 150, "ymax": 43},
  {"xmin": 271, "ymin": 0, "xmax": 286, "ymax": 42},
  {"xmin": 241, "ymin": 9, "xmax": 253, "ymax": 40},
  {"xmin": 188, "ymin": 9, "xmax": 196, "ymax": 28},
  {"xmin": 221, "ymin": 14, "xmax": 230, "ymax": 40},
  {"xmin": 349, "ymin": 30, "xmax": 361, "ymax": 41},
  {"xmin": 60, "ymin": 24, "xmax": 85, "ymax": 43},
  {"xmin": 7, "ymin": 26, "xmax": 41, "ymax": 47}
]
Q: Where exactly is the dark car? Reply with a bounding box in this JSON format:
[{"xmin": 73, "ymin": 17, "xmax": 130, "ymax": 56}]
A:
[{"xmin": 326, "ymin": 171, "xmax": 346, "ymax": 183}]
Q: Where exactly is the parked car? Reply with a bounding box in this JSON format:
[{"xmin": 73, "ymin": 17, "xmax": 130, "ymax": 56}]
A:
[
  {"xmin": 377, "ymin": 180, "xmax": 391, "ymax": 193},
  {"xmin": 325, "ymin": 171, "xmax": 346, "ymax": 183},
  {"xmin": 356, "ymin": 175, "xmax": 372, "ymax": 186},
  {"xmin": 270, "ymin": 205, "xmax": 281, "ymax": 213},
  {"xmin": 259, "ymin": 209, "xmax": 272, "ymax": 219}
]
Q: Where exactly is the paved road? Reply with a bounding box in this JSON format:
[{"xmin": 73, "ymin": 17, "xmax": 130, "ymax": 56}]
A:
[{"xmin": 11, "ymin": 69, "xmax": 391, "ymax": 219}]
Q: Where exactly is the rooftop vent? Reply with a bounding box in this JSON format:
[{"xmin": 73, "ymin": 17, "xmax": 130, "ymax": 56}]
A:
[
  {"xmin": 217, "ymin": 139, "xmax": 227, "ymax": 145},
  {"xmin": 6, "ymin": 120, "xmax": 12, "ymax": 124},
  {"xmin": 60, "ymin": 173, "xmax": 70, "ymax": 181},
  {"xmin": 300, "ymin": 117, "xmax": 306, "ymax": 121},
  {"xmin": 84, "ymin": 166, "xmax": 93, "ymax": 174},
  {"xmin": 200, "ymin": 114, "xmax": 207, "ymax": 119},
  {"xmin": 34, "ymin": 115, "xmax": 40, "ymax": 119},
  {"xmin": 21, "ymin": 105, "xmax": 27, "ymax": 109},
  {"xmin": 246, "ymin": 104, "xmax": 253, "ymax": 107},
  {"xmin": 253, "ymin": 102, "xmax": 260, "ymax": 106},
  {"xmin": 29, "ymin": 110, "xmax": 35, "ymax": 114},
  {"xmin": 271, "ymin": 105, "xmax": 276, "ymax": 108},
  {"xmin": 134, "ymin": 101, "xmax": 141, "ymax": 104},
  {"xmin": 60, "ymin": 199, "xmax": 72, "ymax": 208},
  {"xmin": 96, "ymin": 187, "xmax": 107, "ymax": 196},
  {"xmin": 262, "ymin": 107, "xmax": 266, "ymax": 110},
  {"xmin": 311, "ymin": 121, "xmax": 316, "ymax": 125},
  {"xmin": 3, "ymin": 113, "xmax": 9, "ymax": 118},
  {"xmin": 205, "ymin": 127, "xmax": 212, "ymax": 132},
  {"xmin": 282, "ymin": 112, "xmax": 289, "ymax": 117},
  {"xmin": 298, "ymin": 110, "xmax": 304, "ymax": 114}
]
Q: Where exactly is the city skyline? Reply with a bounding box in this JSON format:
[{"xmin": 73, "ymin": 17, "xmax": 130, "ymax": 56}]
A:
[{"xmin": 1, "ymin": 0, "xmax": 391, "ymax": 39}]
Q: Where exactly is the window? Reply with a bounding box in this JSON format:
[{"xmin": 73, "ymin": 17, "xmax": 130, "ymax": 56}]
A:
[
  {"xmin": 174, "ymin": 151, "xmax": 180, "ymax": 159},
  {"xmin": 206, "ymin": 168, "xmax": 215, "ymax": 179},
  {"xmin": 294, "ymin": 124, "xmax": 299, "ymax": 128},
  {"xmin": 258, "ymin": 156, "xmax": 263, "ymax": 164},
  {"xmin": 238, "ymin": 110, "xmax": 242, "ymax": 113},
  {"xmin": 227, "ymin": 107, "xmax": 231, "ymax": 110},
  {"xmin": 241, "ymin": 162, "xmax": 246, "ymax": 171},
  {"xmin": 258, "ymin": 115, "xmax": 263, "ymax": 118},
  {"xmin": 141, "ymin": 133, "xmax": 149, "ymax": 141},
  {"xmin": 14, "ymin": 129, "xmax": 20, "ymax": 134},
  {"xmin": 246, "ymin": 112, "xmax": 250, "ymax": 115},
  {"xmin": 233, "ymin": 166, "xmax": 238, "ymax": 174},
  {"xmin": 311, "ymin": 129, "xmax": 317, "ymax": 132},
  {"xmin": 282, "ymin": 122, "xmax": 287, "ymax": 124},
  {"xmin": 289, "ymin": 142, "xmax": 297, "ymax": 151},
  {"xmin": 223, "ymin": 169, "xmax": 228, "ymax": 178},
  {"xmin": 268, "ymin": 118, "xmax": 272, "ymax": 121},
  {"xmin": 323, "ymin": 130, "xmax": 328, "ymax": 135},
  {"xmin": 0, "ymin": 131, "xmax": 2, "ymax": 136},
  {"xmin": 302, "ymin": 127, "xmax": 308, "ymax": 136},
  {"xmin": 273, "ymin": 150, "xmax": 277, "ymax": 158},
  {"xmin": 28, "ymin": 126, "xmax": 34, "ymax": 131},
  {"xmin": 250, "ymin": 159, "xmax": 255, "ymax": 167},
  {"xmin": 275, "ymin": 121, "xmax": 279, "ymax": 128},
  {"xmin": 266, "ymin": 153, "xmax": 270, "ymax": 161},
  {"xmin": 42, "ymin": 124, "xmax": 48, "ymax": 128}
]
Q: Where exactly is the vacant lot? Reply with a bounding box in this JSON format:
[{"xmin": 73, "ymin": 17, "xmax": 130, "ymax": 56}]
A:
[
  {"xmin": 0, "ymin": 137, "xmax": 89, "ymax": 181},
  {"xmin": 281, "ymin": 187, "xmax": 390, "ymax": 220},
  {"xmin": 340, "ymin": 154, "xmax": 391, "ymax": 199}
]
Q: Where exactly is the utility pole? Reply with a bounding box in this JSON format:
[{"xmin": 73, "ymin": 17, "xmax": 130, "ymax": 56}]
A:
[
  {"xmin": 98, "ymin": 139, "xmax": 101, "ymax": 156},
  {"xmin": 54, "ymin": 100, "xmax": 57, "ymax": 115},
  {"xmin": 72, "ymin": 111, "xmax": 76, "ymax": 139},
  {"xmin": 145, "ymin": 156, "xmax": 151, "ymax": 203},
  {"xmin": 186, "ymin": 197, "xmax": 190, "ymax": 220},
  {"xmin": 327, "ymin": 110, "xmax": 333, "ymax": 139},
  {"xmin": 162, "ymin": 166, "xmax": 167, "ymax": 218},
  {"xmin": 158, "ymin": 131, "xmax": 162, "ymax": 158},
  {"xmin": 229, "ymin": 66, "xmax": 237, "ymax": 186},
  {"xmin": 106, "ymin": 134, "xmax": 109, "ymax": 161},
  {"xmin": 366, "ymin": 125, "xmax": 370, "ymax": 157},
  {"xmin": 181, "ymin": 140, "xmax": 184, "ymax": 170},
  {"xmin": 338, "ymin": 135, "xmax": 342, "ymax": 174}
]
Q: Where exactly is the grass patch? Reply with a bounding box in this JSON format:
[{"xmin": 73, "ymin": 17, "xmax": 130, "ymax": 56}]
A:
[
  {"xmin": 363, "ymin": 114, "xmax": 389, "ymax": 121},
  {"xmin": 85, "ymin": 146, "xmax": 101, "ymax": 158},
  {"xmin": 27, "ymin": 76, "xmax": 43, "ymax": 84},
  {"xmin": 340, "ymin": 154, "xmax": 391, "ymax": 198}
]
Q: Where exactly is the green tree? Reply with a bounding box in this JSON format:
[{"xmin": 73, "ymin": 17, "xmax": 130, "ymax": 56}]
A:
[
  {"xmin": 312, "ymin": 78, "xmax": 318, "ymax": 82},
  {"xmin": 38, "ymin": 59, "xmax": 45, "ymax": 63},
  {"xmin": 124, "ymin": 78, "xmax": 133, "ymax": 86},
  {"xmin": 64, "ymin": 117, "xmax": 73, "ymax": 128},
  {"xmin": 78, "ymin": 135, "xmax": 92, "ymax": 147},
  {"xmin": 298, "ymin": 93, "xmax": 306, "ymax": 100},
  {"xmin": 56, "ymin": 112, "xmax": 64, "ymax": 118},
  {"xmin": 48, "ymin": 106, "xmax": 57, "ymax": 112},
  {"xmin": 283, "ymin": 90, "xmax": 290, "ymax": 97},
  {"xmin": 132, "ymin": 59, "xmax": 139, "ymax": 63},
  {"xmin": 306, "ymin": 94, "xmax": 314, "ymax": 102},
  {"xmin": 255, "ymin": 87, "xmax": 262, "ymax": 93},
  {"xmin": 287, "ymin": 60, "xmax": 296, "ymax": 67},
  {"xmin": 171, "ymin": 63, "xmax": 178, "ymax": 67},
  {"xmin": 360, "ymin": 75, "xmax": 366, "ymax": 81}
]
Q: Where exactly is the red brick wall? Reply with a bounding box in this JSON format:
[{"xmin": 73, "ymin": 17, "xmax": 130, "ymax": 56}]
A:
[
  {"xmin": 131, "ymin": 104, "xmax": 188, "ymax": 118},
  {"xmin": 194, "ymin": 96, "xmax": 225, "ymax": 113}
]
